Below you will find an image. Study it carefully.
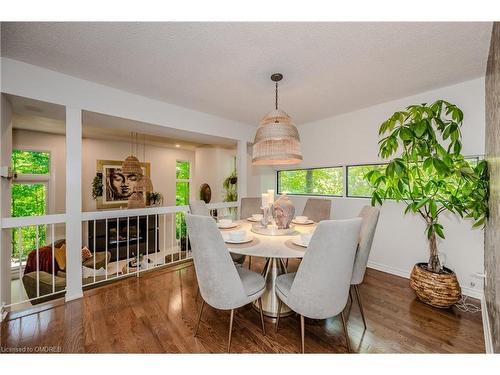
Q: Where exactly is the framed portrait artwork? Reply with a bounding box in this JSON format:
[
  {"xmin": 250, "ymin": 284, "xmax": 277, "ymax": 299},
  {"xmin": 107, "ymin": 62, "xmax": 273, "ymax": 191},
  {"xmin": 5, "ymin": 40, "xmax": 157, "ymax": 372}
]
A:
[{"xmin": 96, "ymin": 159, "xmax": 151, "ymax": 209}]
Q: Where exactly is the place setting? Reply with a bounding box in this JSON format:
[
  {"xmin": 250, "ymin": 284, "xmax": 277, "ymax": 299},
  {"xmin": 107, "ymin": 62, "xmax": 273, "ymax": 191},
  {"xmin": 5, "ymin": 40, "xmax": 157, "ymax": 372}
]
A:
[
  {"xmin": 222, "ymin": 229, "xmax": 254, "ymax": 244},
  {"xmin": 291, "ymin": 215, "xmax": 315, "ymax": 225},
  {"xmin": 291, "ymin": 232, "xmax": 313, "ymax": 248},
  {"xmin": 217, "ymin": 218, "xmax": 239, "ymax": 230},
  {"xmin": 246, "ymin": 213, "xmax": 263, "ymax": 222}
]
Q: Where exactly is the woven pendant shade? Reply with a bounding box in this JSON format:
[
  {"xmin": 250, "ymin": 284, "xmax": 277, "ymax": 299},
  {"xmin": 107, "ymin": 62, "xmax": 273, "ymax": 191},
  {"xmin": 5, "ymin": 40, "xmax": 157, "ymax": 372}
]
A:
[
  {"xmin": 252, "ymin": 109, "xmax": 302, "ymax": 165},
  {"xmin": 127, "ymin": 192, "xmax": 146, "ymax": 209},
  {"xmin": 121, "ymin": 155, "xmax": 143, "ymax": 175},
  {"xmin": 252, "ymin": 74, "xmax": 302, "ymax": 166},
  {"xmin": 136, "ymin": 175, "xmax": 154, "ymax": 193}
]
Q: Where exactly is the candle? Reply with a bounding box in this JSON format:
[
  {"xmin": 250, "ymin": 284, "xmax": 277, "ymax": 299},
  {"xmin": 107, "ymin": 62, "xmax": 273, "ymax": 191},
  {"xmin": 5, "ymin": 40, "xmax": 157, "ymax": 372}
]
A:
[
  {"xmin": 261, "ymin": 193, "xmax": 269, "ymax": 208},
  {"xmin": 267, "ymin": 189, "xmax": 275, "ymax": 205}
]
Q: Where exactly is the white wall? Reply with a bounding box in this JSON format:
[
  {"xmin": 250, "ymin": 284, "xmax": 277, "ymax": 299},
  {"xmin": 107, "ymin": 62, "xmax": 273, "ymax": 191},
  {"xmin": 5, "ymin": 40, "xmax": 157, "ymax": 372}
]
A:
[
  {"xmin": 249, "ymin": 78, "xmax": 486, "ymax": 298},
  {"xmin": 194, "ymin": 146, "xmax": 236, "ymax": 203},
  {"xmin": 299, "ymin": 78, "xmax": 485, "ymax": 167}
]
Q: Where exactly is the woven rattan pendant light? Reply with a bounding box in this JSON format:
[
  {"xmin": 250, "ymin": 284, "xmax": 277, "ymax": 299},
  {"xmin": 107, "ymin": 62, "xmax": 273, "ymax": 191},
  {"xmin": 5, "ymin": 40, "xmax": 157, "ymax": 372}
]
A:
[
  {"xmin": 122, "ymin": 132, "xmax": 143, "ymax": 175},
  {"xmin": 135, "ymin": 134, "xmax": 154, "ymax": 193},
  {"xmin": 252, "ymin": 73, "xmax": 302, "ymax": 165}
]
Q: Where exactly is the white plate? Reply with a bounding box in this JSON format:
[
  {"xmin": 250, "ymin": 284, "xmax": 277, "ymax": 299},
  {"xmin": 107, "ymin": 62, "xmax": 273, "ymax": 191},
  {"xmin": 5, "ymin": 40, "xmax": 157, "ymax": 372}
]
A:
[
  {"xmin": 292, "ymin": 219, "xmax": 315, "ymax": 225},
  {"xmin": 223, "ymin": 234, "xmax": 253, "ymax": 244},
  {"xmin": 217, "ymin": 222, "xmax": 239, "ymax": 229},
  {"xmin": 246, "ymin": 217, "xmax": 262, "ymax": 222},
  {"xmin": 292, "ymin": 238, "xmax": 308, "ymax": 248}
]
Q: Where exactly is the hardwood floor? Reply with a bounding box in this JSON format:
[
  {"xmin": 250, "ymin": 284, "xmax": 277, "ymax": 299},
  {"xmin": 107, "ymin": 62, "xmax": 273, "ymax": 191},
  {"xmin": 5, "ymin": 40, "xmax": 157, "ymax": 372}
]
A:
[{"xmin": 0, "ymin": 258, "xmax": 485, "ymax": 353}]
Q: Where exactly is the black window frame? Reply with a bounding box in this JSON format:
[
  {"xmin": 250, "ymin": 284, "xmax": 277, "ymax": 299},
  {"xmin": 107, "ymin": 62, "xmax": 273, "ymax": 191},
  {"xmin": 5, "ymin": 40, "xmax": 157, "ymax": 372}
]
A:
[
  {"xmin": 276, "ymin": 156, "xmax": 482, "ymax": 201},
  {"xmin": 345, "ymin": 156, "xmax": 482, "ymax": 199}
]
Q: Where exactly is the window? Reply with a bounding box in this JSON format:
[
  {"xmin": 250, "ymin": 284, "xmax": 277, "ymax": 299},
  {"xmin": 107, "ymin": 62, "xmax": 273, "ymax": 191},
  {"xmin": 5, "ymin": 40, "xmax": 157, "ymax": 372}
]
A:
[
  {"xmin": 347, "ymin": 157, "xmax": 480, "ymax": 198},
  {"xmin": 347, "ymin": 164, "xmax": 387, "ymax": 198},
  {"xmin": 277, "ymin": 167, "xmax": 343, "ymax": 196},
  {"xmin": 11, "ymin": 150, "xmax": 51, "ymax": 259},
  {"xmin": 175, "ymin": 160, "xmax": 190, "ymax": 239}
]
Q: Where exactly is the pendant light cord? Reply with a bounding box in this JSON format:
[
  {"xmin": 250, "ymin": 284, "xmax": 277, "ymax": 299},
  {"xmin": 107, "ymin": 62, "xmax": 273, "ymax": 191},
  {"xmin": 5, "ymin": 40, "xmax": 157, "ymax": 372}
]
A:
[{"xmin": 275, "ymin": 81, "xmax": 279, "ymax": 110}]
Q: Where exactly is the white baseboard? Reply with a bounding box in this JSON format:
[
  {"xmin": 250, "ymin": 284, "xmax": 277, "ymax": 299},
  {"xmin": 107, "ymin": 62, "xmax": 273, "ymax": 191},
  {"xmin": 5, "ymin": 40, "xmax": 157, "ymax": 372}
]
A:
[
  {"xmin": 367, "ymin": 260, "xmax": 483, "ymax": 299},
  {"xmin": 481, "ymin": 297, "xmax": 494, "ymax": 353},
  {"xmin": 367, "ymin": 260, "xmax": 410, "ymax": 279}
]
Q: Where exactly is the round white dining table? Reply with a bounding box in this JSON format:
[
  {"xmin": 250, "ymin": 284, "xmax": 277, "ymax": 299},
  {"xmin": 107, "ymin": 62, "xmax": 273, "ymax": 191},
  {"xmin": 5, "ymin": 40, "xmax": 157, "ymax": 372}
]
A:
[{"xmin": 220, "ymin": 220, "xmax": 316, "ymax": 317}]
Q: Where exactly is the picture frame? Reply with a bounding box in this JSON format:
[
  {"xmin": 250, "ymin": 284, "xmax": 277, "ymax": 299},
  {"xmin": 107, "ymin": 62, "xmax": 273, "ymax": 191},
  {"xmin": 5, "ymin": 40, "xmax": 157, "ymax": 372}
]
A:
[{"xmin": 96, "ymin": 159, "xmax": 151, "ymax": 209}]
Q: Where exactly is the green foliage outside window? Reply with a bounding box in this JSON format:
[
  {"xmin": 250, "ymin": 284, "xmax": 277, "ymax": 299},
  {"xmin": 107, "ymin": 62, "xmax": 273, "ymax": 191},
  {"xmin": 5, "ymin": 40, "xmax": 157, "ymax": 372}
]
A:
[
  {"xmin": 12, "ymin": 150, "xmax": 50, "ymax": 174},
  {"xmin": 348, "ymin": 164, "xmax": 387, "ymax": 197},
  {"xmin": 11, "ymin": 184, "xmax": 47, "ymax": 259},
  {"xmin": 277, "ymin": 167, "xmax": 343, "ymax": 196},
  {"xmin": 176, "ymin": 160, "xmax": 190, "ymax": 180},
  {"xmin": 176, "ymin": 161, "xmax": 190, "ymax": 240},
  {"xmin": 11, "ymin": 150, "xmax": 50, "ymax": 259}
]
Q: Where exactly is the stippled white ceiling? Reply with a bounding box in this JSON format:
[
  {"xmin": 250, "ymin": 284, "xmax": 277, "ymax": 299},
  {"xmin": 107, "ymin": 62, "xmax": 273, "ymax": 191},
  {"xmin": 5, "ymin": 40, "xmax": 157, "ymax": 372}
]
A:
[{"xmin": 0, "ymin": 22, "xmax": 492, "ymax": 125}]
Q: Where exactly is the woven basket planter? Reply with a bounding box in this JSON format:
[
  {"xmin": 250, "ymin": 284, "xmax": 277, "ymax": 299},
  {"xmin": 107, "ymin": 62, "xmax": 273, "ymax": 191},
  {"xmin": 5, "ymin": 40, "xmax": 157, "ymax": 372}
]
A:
[{"xmin": 409, "ymin": 263, "xmax": 461, "ymax": 308}]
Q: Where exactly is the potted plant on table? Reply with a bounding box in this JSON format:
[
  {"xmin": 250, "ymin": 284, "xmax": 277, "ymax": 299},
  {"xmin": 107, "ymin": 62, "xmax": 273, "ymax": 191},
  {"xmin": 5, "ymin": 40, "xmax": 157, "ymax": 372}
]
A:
[{"xmin": 366, "ymin": 100, "xmax": 488, "ymax": 308}]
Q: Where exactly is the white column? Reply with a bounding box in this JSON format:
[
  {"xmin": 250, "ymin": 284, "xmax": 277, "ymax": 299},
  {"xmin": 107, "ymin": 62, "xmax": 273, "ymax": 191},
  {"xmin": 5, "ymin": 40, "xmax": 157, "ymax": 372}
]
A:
[
  {"xmin": 236, "ymin": 140, "xmax": 248, "ymax": 201},
  {"xmin": 0, "ymin": 95, "xmax": 13, "ymax": 318},
  {"xmin": 65, "ymin": 107, "xmax": 83, "ymax": 301}
]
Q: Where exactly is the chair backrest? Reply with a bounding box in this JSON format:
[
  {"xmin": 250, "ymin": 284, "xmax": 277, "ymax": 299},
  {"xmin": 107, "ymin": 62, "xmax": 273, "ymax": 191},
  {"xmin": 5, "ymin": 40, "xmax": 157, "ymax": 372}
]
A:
[
  {"xmin": 239, "ymin": 197, "xmax": 262, "ymax": 219},
  {"xmin": 185, "ymin": 214, "xmax": 248, "ymax": 309},
  {"xmin": 351, "ymin": 205, "xmax": 380, "ymax": 285},
  {"xmin": 302, "ymin": 198, "xmax": 332, "ymax": 222},
  {"xmin": 287, "ymin": 218, "xmax": 362, "ymax": 319},
  {"xmin": 189, "ymin": 200, "xmax": 210, "ymax": 216}
]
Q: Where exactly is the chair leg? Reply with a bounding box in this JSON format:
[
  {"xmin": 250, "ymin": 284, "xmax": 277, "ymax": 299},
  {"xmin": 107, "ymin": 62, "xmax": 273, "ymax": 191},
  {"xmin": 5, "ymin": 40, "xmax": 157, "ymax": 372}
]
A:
[
  {"xmin": 248, "ymin": 256, "xmax": 252, "ymax": 270},
  {"xmin": 354, "ymin": 284, "xmax": 367, "ymax": 330},
  {"xmin": 194, "ymin": 299, "xmax": 205, "ymax": 336},
  {"xmin": 346, "ymin": 286, "xmax": 354, "ymax": 318},
  {"xmin": 227, "ymin": 309, "xmax": 235, "ymax": 353},
  {"xmin": 300, "ymin": 315, "xmax": 305, "ymax": 354},
  {"xmin": 340, "ymin": 311, "xmax": 352, "ymax": 353},
  {"xmin": 275, "ymin": 299, "xmax": 283, "ymax": 333},
  {"xmin": 285, "ymin": 258, "xmax": 289, "ymax": 268},
  {"xmin": 257, "ymin": 297, "xmax": 266, "ymax": 335}
]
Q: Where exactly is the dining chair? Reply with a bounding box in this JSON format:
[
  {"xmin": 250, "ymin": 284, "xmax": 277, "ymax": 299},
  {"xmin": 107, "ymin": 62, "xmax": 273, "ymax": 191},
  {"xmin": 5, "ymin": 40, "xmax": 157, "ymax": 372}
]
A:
[
  {"xmin": 349, "ymin": 205, "xmax": 380, "ymax": 330},
  {"xmin": 302, "ymin": 198, "xmax": 332, "ymax": 222},
  {"xmin": 275, "ymin": 218, "xmax": 362, "ymax": 353},
  {"xmin": 239, "ymin": 197, "xmax": 262, "ymax": 269},
  {"xmin": 189, "ymin": 200, "xmax": 245, "ymax": 266},
  {"xmin": 185, "ymin": 214, "xmax": 266, "ymax": 352},
  {"xmin": 189, "ymin": 200, "xmax": 210, "ymax": 216},
  {"xmin": 239, "ymin": 197, "xmax": 262, "ymax": 220}
]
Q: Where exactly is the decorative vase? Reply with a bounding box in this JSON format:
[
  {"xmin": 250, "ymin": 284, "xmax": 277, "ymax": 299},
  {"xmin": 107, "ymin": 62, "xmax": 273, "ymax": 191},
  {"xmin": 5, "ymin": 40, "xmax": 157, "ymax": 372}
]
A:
[
  {"xmin": 272, "ymin": 195, "xmax": 295, "ymax": 229},
  {"xmin": 409, "ymin": 263, "xmax": 461, "ymax": 308}
]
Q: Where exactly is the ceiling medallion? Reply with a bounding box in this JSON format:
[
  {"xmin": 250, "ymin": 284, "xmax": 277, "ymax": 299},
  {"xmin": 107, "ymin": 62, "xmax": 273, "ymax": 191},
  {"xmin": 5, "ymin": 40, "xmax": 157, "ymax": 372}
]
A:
[{"xmin": 252, "ymin": 73, "xmax": 302, "ymax": 165}]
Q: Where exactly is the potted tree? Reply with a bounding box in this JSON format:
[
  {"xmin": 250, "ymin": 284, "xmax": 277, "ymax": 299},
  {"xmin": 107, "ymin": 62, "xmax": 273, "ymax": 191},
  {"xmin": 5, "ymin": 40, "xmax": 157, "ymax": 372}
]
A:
[{"xmin": 366, "ymin": 100, "xmax": 488, "ymax": 308}]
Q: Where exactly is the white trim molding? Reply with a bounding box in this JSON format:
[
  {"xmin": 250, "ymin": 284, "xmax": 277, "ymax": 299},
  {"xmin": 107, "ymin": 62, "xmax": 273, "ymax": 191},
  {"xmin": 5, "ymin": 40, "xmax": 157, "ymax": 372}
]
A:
[
  {"xmin": 481, "ymin": 297, "xmax": 494, "ymax": 353},
  {"xmin": 367, "ymin": 260, "xmax": 484, "ymax": 299}
]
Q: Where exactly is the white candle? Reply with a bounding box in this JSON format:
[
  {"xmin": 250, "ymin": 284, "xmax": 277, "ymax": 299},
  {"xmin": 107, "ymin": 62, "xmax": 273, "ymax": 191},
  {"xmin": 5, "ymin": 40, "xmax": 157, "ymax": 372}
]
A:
[
  {"xmin": 261, "ymin": 193, "xmax": 269, "ymax": 207},
  {"xmin": 267, "ymin": 189, "xmax": 275, "ymax": 205}
]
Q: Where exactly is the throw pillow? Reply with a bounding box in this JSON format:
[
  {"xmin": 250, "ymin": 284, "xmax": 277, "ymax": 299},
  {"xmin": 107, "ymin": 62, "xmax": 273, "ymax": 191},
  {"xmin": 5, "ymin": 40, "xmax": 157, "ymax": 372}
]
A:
[
  {"xmin": 82, "ymin": 246, "xmax": 92, "ymax": 262},
  {"xmin": 54, "ymin": 245, "xmax": 66, "ymax": 271}
]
